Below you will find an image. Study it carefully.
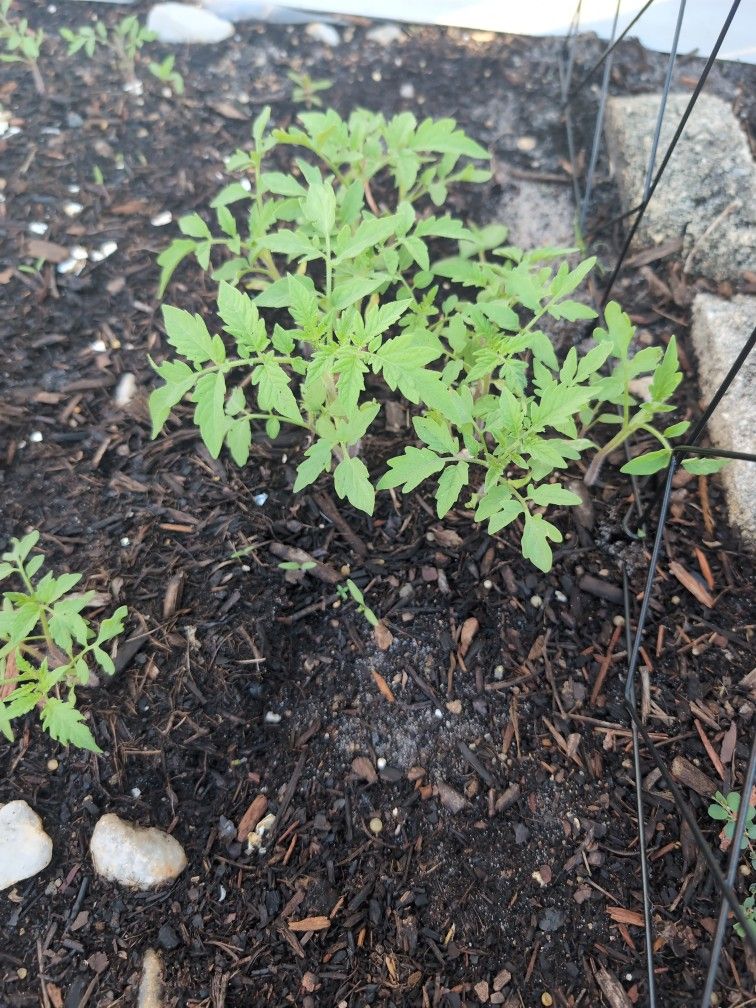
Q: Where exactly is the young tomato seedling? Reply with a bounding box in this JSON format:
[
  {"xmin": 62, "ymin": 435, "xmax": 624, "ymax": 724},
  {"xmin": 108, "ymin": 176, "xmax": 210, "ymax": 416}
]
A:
[
  {"xmin": 0, "ymin": 531, "xmax": 127, "ymax": 752},
  {"xmin": 0, "ymin": 0, "xmax": 45, "ymax": 94},
  {"xmin": 150, "ymin": 106, "xmax": 725, "ymax": 572}
]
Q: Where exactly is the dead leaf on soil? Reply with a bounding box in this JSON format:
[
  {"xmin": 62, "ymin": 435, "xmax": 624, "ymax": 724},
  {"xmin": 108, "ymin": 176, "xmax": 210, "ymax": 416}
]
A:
[
  {"xmin": 351, "ymin": 756, "xmax": 378, "ymax": 784},
  {"xmin": 236, "ymin": 794, "xmax": 268, "ymax": 842},
  {"xmin": 0, "ymin": 267, "xmax": 13, "ymax": 284},
  {"xmin": 607, "ymin": 906, "xmax": 644, "ymax": 927},
  {"xmin": 288, "ymin": 915, "xmax": 330, "ymax": 932},
  {"xmin": 25, "ymin": 238, "xmax": 69, "ymax": 263},
  {"xmin": 371, "ymin": 667, "xmax": 395, "ymax": 703},
  {"xmin": 373, "ymin": 620, "xmax": 393, "ymax": 651},
  {"xmin": 110, "ymin": 199, "xmax": 150, "ymax": 215},
  {"xmin": 458, "ymin": 616, "xmax": 479, "ymax": 658},
  {"xmin": 1, "ymin": 651, "xmax": 16, "ymax": 699},
  {"xmin": 669, "ymin": 561, "xmax": 714, "ymax": 609},
  {"xmin": 210, "ymin": 101, "xmax": 248, "ymax": 120}
]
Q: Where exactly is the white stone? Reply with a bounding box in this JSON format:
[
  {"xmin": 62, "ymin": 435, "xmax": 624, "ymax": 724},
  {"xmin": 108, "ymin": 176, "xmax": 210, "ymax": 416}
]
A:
[
  {"xmin": 603, "ymin": 93, "xmax": 756, "ymax": 282},
  {"xmin": 366, "ymin": 23, "xmax": 404, "ymax": 44},
  {"xmin": 306, "ymin": 21, "xmax": 339, "ymax": 46},
  {"xmin": 114, "ymin": 372, "xmax": 137, "ymax": 407},
  {"xmin": 200, "ymin": 0, "xmax": 316, "ymax": 22},
  {"xmin": 690, "ymin": 294, "xmax": 756, "ymax": 547},
  {"xmin": 0, "ymin": 801, "xmax": 53, "ymax": 891},
  {"xmin": 137, "ymin": 949, "xmax": 163, "ymax": 1008},
  {"xmin": 146, "ymin": 4, "xmax": 234, "ymax": 44},
  {"xmin": 90, "ymin": 814, "xmax": 187, "ymax": 889}
]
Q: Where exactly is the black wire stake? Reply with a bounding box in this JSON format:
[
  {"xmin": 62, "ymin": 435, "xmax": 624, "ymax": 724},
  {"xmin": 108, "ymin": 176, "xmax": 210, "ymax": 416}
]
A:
[
  {"xmin": 579, "ymin": 0, "xmax": 621, "ymax": 234},
  {"xmin": 600, "ymin": 0, "xmax": 743, "ymax": 307},
  {"xmin": 622, "ymin": 567, "xmax": 658, "ymax": 1008},
  {"xmin": 562, "ymin": 0, "xmax": 658, "ymax": 106},
  {"xmin": 641, "ymin": 0, "xmax": 687, "ymax": 202}
]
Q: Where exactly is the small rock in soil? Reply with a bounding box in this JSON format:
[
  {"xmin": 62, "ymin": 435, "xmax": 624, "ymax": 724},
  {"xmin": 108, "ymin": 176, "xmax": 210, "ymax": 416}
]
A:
[
  {"xmin": 90, "ymin": 813, "xmax": 187, "ymax": 889},
  {"xmin": 0, "ymin": 800, "xmax": 53, "ymax": 891},
  {"xmin": 538, "ymin": 907, "xmax": 565, "ymax": 932},
  {"xmin": 137, "ymin": 949, "xmax": 163, "ymax": 1008},
  {"xmin": 114, "ymin": 372, "xmax": 136, "ymax": 407},
  {"xmin": 366, "ymin": 24, "xmax": 405, "ymax": 45},
  {"xmin": 157, "ymin": 924, "xmax": 180, "ymax": 950},
  {"xmin": 147, "ymin": 3, "xmax": 234, "ymax": 43},
  {"xmin": 305, "ymin": 22, "xmax": 340, "ymax": 47}
]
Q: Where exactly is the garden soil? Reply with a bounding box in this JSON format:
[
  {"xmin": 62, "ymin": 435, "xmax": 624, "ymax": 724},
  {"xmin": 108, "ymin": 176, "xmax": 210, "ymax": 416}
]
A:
[{"xmin": 1, "ymin": 4, "xmax": 755, "ymax": 1006}]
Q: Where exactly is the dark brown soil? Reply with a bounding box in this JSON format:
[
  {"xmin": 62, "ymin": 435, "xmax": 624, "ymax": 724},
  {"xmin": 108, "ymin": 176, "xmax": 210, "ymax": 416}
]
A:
[{"xmin": 1, "ymin": 5, "xmax": 755, "ymax": 1007}]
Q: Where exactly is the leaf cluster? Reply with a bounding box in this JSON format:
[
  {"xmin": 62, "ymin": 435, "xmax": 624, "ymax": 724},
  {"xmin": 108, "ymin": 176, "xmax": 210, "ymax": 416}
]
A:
[
  {"xmin": 0, "ymin": 532, "xmax": 127, "ymax": 752},
  {"xmin": 0, "ymin": 0, "xmax": 44, "ymax": 66},
  {"xmin": 708, "ymin": 790, "xmax": 756, "ymax": 939},
  {"xmin": 60, "ymin": 14, "xmax": 155, "ymax": 78},
  {"xmin": 150, "ymin": 106, "xmax": 723, "ymax": 572}
]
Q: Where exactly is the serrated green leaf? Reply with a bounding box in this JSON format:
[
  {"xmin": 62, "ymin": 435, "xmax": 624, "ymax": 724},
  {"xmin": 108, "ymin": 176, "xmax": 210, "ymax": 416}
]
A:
[
  {"xmin": 41, "ymin": 697, "xmax": 101, "ymax": 752},
  {"xmin": 436, "ymin": 462, "xmax": 468, "ymax": 518},
  {"xmin": 162, "ymin": 305, "xmax": 217, "ymax": 365},
  {"xmin": 413, "ymin": 415, "xmax": 458, "ymax": 455},
  {"xmin": 334, "ymin": 456, "xmax": 375, "ymax": 514},
  {"xmin": 650, "ymin": 335, "xmax": 682, "ymax": 402},
  {"xmin": 193, "ymin": 371, "xmax": 229, "ymax": 458},
  {"xmin": 293, "ymin": 439, "xmax": 332, "ymax": 492},
  {"xmin": 377, "ymin": 446, "xmax": 445, "ymax": 493},
  {"xmin": 226, "ymin": 418, "xmax": 252, "ymax": 465}
]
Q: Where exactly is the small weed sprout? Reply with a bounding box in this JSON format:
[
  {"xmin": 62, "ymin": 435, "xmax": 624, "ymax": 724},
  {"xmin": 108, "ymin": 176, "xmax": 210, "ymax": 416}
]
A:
[
  {"xmin": 150, "ymin": 106, "xmax": 726, "ymax": 572},
  {"xmin": 0, "ymin": 531, "xmax": 127, "ymax": 752},
  {"xmin": 60, "ymin": 14, "xmax": 155, "ymax": 84},
  {"xmin": 287, "ymin": 70, "xmax": 332, "ymax": 108},
  {"xmin": 708, "ymin": 790, "xmax": 756, "ymax": 939},
  {"xmin": 0, "ymin": 0, "xmax": 45, "ymax": 95},
  {"xmin": 337, "ymin": 580, "xmax": 379, "ymax": 627},
  {"xmin": 149, "ymin": 54, "xmax": 184, "ymax": 96},
  {"xmin": 277, "ymin": 560, "xmax": 317, "ymax": 572}
]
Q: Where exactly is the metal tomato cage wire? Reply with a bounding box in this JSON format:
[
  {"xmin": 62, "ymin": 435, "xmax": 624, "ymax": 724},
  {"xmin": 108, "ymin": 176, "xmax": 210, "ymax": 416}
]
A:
[{"xmin": 556, "ymin": 1, "xmax": 756, "ymax": 1005}]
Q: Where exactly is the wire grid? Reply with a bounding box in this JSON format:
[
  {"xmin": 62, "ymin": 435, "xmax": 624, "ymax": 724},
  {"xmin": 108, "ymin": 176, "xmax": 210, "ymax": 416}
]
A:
[{"xmin": 557, "ymin": 2, "xmax": 756, "ymax": 1005}]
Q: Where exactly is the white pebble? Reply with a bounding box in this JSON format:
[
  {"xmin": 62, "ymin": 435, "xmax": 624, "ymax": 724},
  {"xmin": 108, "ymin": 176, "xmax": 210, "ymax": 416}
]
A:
[
  {"xmin": 151, "ymin": 211, "xmax": 172, "ymax": 227},
  {"xmin": 366, "ymin": 23, "xmax": 405, "ymax": 45},
  {"xmin": 90, "ymin": 813, "xmax": 187, "ymax": 890},
  {"xmin": 120, "ymin": 537, "xmax": 130, "ymax": 547},
  {"xmin": 90, "ymin": 240, "xmax": 118, "ymax": 263},
  {"xmin": 90, "ymin": 338, "xmax": 107, "ymax": 353},
  {"xmin": 264, "ymin": 711, "xmax": 281, "ymax": 724},
  {"xmin": 306, "ymin": 21, "xmax": 340, "ymax": 46},
  {"xmin": 434, "ymin": 708, "xmax": 443, "ymax": 719},
  {"xmin": 0, "ymin": 801, "xmax": 53, "ymax": 891},
  {"xmin": 70, "ymin": 245, "xmax": 88, "ymax": 261},
  {"xmin": 253, "ymin": 493, "xmax": 268, "ymax": 506},
  {"xmin": 57, "ymin": 257, "xmax": 83, "ymax": 276},
  {"xmin": 494, "ymin": 664, "xmax": 504, "ymax": 680},
  {"xmin": 29, "ymin": 431, "xmax": 43, "ymax": 443},
  {"xmin": 123, "ymin": 78, "xmax": 143, "ymax": 96},
  {"xmin": 63, "ymin": 201, "xmax": 84, "ymax": 217},
  {"xmin": 400, "ymin": 82, "xmax": 415, "ymax": 99},
  {"xmin": 28, "ymin": 221, "xmax": 48, "ymax": 235},
  {"xmin": 555, "ymin": 590, "xmax": 567, "ymax": 602},
  {"xmin": 240, "ymin": 177, "xmax": 252, "ymax": 191},
  {"xmin": 67, "ymin": 184, "xmax": 81, "ymax": 194},
  {"xmin": 114, "ymin": 372, "xmax": 137, "ymax": 407},
  {"xmin": 131, "ymin": 787, "xmax": 142, "ymax": 798},
  {"xmin": 530, "ymin": 595, "xmax": 543, "ymax": 608},
  {"xmin": 377, "ymin": 757, "xmax": 386, "ymax": 770}
]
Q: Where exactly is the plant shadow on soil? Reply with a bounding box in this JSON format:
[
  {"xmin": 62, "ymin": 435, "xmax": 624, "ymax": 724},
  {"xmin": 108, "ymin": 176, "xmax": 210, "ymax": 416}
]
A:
[{"xmin": 1, "ymin": 4, "xmax": 755, "ymax": 1006}]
